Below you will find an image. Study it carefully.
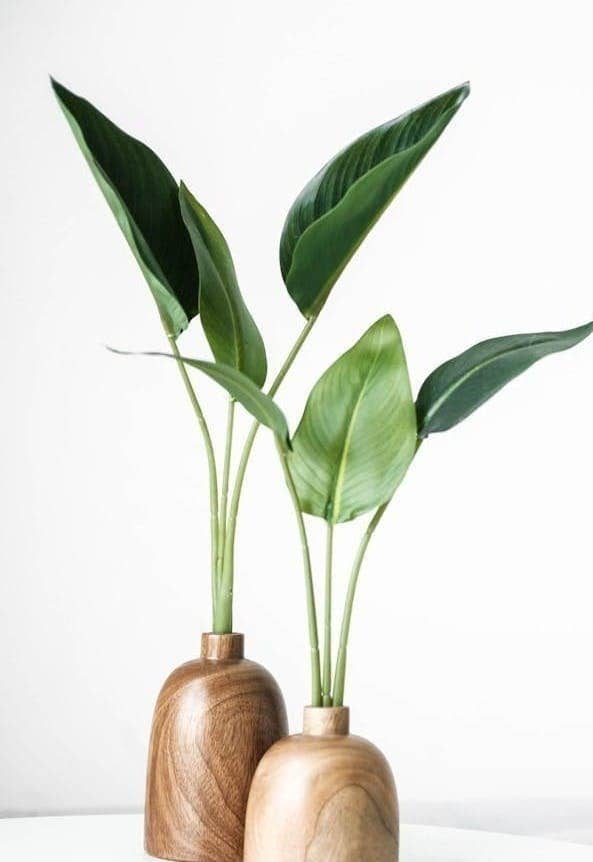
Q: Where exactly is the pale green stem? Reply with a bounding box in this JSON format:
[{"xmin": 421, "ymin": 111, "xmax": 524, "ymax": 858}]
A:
[
  {"xmin": 322, "ymin": 522, "xmax": 334, "ymax": 706},
  {"xmin": 166, "ymin": 335, "xmax": 220, "ymax": 627},
  {"xmin": 220, "ymin": 316, "xmax": 317, "ymax": 617},
  {"xmin": 332, "ymin": 502, "xmax": 389, "ymax": 707},
  {"xmin": 332, "ymin": 439, "xmax": 424, "ymax": 704},
  {"xmin": 217, "ymin": 399, "xmax": 235, "ymax": 587},
  {"xmin": 275, "ymin": 437, "xmax": 322, "ymax": 707}
]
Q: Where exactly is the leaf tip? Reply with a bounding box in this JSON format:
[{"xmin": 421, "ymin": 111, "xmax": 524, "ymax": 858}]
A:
[
  {"xmin": 377, "ymin": 312, "xmax": 396, "ymax": 326},
  {"xmin": 50, "ymin": 76, "xmax": 64, "ymax": 100}
]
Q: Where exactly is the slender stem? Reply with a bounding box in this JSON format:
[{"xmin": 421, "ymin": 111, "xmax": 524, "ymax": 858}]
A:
[
  {"xmin": 166, "ymin": 335, "xmax": 220, "ymax": 626},
  {"xmin": 270, "ymin": 316, "xmax": 318, "ymax": 399},
  {"xmin": 332, "ymin": 502, "xmax": 389, "ymax": 707},
  {"xmin": 217, "ymin": 399, "xmax": 235, "ymax": 587},
  {"xmin": 220, "ymin": 316, "xmax": 317, "ymax": 617},
  {"xmin": 323, "ymin": 522, "xmax": 334, "ymax": 706},
  {"xmin": 332, "ymin": 439, "xmax": 424, "ymax": 704},
  {"xmin": 275, "ymin": 437, "xmax": 322, "ymax": 707}
]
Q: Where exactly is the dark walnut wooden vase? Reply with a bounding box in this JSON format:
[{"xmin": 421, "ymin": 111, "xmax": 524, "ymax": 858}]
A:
[
  {"xmin": 145, "ymin": 633, "xmax": 288, "ymax": 862},
  {"xmin": 244, "ymin": 706, "xmax": 399, "ymax": 862}
]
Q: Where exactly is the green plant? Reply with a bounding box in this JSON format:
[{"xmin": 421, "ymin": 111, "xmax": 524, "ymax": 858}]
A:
[
  {"xmin": 52, "ymin": 78, "xmax": 470, "ymax": 636},
  {"xmin": 167, "ymin": 314, "xmax": 592, "ymax": 707},
  {"xmin": 53, "ymin": 80, "xmax": 592, "ymax": 707}
]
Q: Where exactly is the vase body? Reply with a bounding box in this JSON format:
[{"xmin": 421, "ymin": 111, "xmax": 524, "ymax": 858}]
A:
[
  {"xmin": 244, "ymin": 706, "xmax": 399, "ymax": 862},
  {"xmin": 145, "ymin": 633, "xmax": 288, "ymax": 862}
]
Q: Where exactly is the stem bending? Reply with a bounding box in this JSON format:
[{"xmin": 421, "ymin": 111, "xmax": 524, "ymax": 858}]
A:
[
  {"xmin": 275, "ymin": 437, "xmax": 322, "ymax": 707},
  {"xmin": 219, "ymin": 316, "xmax": 317, "ymax": 629},
  {"xmin": 332, "ymin": 502, "xmax": 389, "ymax": 707},
  {"xmin": 167, "ymin": 334, "xmax": 220, "ymax": 625}
]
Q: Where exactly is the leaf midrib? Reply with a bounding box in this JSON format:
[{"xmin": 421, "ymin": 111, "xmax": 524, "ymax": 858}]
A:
[
  {"xmin": 215, "ymin": 260, "xmax": 242, "ymax": 371},
  {"xmin": 331, "ymin": 343, "xmax": 382, "ymax": 522},
  {"xmin": 198, "ymin": 230, "xmax": 243, "ymax": 371},
  {"xmin": 285, "ymin": 111, "xmax": 455, "ymax": 315},
  {"xmin": 421, "ymin": 334, "xmax": 556, "ymax": 428}
]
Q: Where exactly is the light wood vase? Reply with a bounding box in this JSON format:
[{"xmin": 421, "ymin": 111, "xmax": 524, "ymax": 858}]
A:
[
  {"xmin": 144, "ymin": 633, "xmax": 288, "ymax": 862},
  {"xmin": 244, "ymin": 706, "xmax": 399, "ymax": 862}
]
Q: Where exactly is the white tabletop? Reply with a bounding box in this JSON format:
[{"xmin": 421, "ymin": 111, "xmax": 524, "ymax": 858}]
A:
[{"xmin": 0, "ymin": 814, "xmax": 591, "ymax": 861}]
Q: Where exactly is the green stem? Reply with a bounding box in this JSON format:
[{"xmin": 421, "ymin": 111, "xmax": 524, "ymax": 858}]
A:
[
  {"xmin": 166, "ymin": 335, "xmax": 220, "ymax": 625},
  {"xmin": 275, "ymin": 437, "xmax": 322, "ymax": 707},
  {"xmin": 219, "ymin": 316, "xmax": 317, "ymax": 622},
  {"xmin": 323, "ymin": 522, "xmax": 334, "ymax": 706},
  {"xmin": 332, "ymin": 502, "xmax": 389, "ymax": 707},
  {"xmin": 332, "ymin": 439, "xmax": 424, "ymax": 704},
  {"xmin": 217, "ymin": 399, "xmax": 235, "ymax": 587}
]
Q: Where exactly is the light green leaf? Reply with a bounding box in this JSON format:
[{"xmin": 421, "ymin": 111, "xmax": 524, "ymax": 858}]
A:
[
  {"xmin": 52, "ymin": 79, "xmax": 199, "ymax": 337},
  {"xmin": 289, "ymin": 315, "xmax": 417, "ymax": 523},
  {"xmin": 179, "ymin": 183, "xmax": 267, "ymax": 386},
  {"xmin": 416, "ymin": 320, "xmax": 593, "ymax": 437},
  {"xmin": 109, "ymin": 348, "xmax": 288, "ymax": 443},
  {"xmin": 280, "ymin": 83, "xmax": 470, "ymax": 318}
]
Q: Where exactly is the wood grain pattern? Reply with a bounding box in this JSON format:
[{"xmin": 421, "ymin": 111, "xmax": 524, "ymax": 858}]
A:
[
  {"xmin": 145, "ymin": 633, "xmax": 288, "ymax": 862},
  {"xmin": 244, "ymin": 706, "xmax": 399, "ymax": 862}
]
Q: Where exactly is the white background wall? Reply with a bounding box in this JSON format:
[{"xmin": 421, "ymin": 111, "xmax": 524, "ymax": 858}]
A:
[{"xmin": 1, "ymin": 0, "xmax": 592, "ymax": 840}]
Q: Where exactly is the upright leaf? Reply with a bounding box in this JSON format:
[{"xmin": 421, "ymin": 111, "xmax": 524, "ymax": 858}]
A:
[
  {"xmin": 109, "ymin": 349, "xmax": 288, "ymax": 443},
  {"xmin": 280, "ymin": 83, "xmax": 470, "ymax": 318},
  {"xmin": 290, "ymin": 315, "xmax": 417, "ymax": 523},
  {"xmin": 179, "ymin": 183, "xmax": 267, "ymax": 386},
  {"xmin": 52, "ymin": 79, "xmax": 199, "ymax": 337},
  {"xmin": 416, "ymin": 320, "xmax": 593, "ymax": 437}
]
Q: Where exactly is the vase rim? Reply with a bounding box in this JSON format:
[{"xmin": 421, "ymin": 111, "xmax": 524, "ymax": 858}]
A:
[
  {"xmin": 303, "ymin": 705, "xmax": 350, "ymax": 736},
  {"xmin": 201, "ymin": 632, "xmax": 244, "ymax": 660}
]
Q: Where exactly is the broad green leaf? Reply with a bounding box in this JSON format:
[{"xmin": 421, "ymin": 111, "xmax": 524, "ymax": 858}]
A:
[
  {"xmin": 280, "ymin": 83, "xmax": 470, "ymax": 318},
  {"xmin": 52, "ymin": 79, "xmax": 199, "ymax": 337},
  {"xmin": 416, "ymin": 320, "xmax": 593, "ymax": 437},
  {"xmin": 109, "ymin": 349, "xmax": 288, "ymax": 443},
  {"xmin": 289, "ymin": 315, "xmax": 417, "ymax": 523},
  {"xmin": 179, "ymin": 183, "xmax": 267, "ymax": 386}
]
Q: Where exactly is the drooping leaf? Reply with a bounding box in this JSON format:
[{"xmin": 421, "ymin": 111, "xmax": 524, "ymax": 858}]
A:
[
  {"xmin": 280, "ymin": 83, "xmax": 470, "ymax": 318},
  {"xmin": 289, "ymin": 315, "xmax": 417, "ymax": 523},
  {"xmin": 416, "ymin": 320, "xmax": 593, "ymax": 437},
  {"xmin": 52, "ymin": 79, "xmax": 199, "ymax": 337},
  {"xmin": 179, "ymin": 183, "xmax": 267, "ymax": 386},
  {"xmin": 108, "ymin": 348, "xmax": 288, "ymax": 443}
]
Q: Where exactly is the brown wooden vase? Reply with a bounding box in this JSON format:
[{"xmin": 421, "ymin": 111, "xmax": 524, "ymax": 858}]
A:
[
  {"xmin": 244, "ymin": 706, "xmax": 399, "ymax": 862},
  {"xmin": 144, "ymin": 633, "xmax": 288, "ymax": 862}
]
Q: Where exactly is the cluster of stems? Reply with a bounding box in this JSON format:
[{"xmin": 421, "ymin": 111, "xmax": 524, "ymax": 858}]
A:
[
  {"xmin": 277, "ymin": 448, "xmax": 389, "ymax": 708},
  {"xmin": 165, "ymin": 318, "xmax": 315, "ymax": 635},
  {"xmin": 166, "ymin": 316, "xmax": 395, "ymax": 708}
]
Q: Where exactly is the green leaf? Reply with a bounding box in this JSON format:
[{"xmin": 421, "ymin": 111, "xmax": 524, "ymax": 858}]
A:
[
  {"xmin": 280, "ymin": 83, "xmax": 470, "ymax": 318},
  {"xmin": 109, "ymin": 348, "xmax": 288, "ymax": 443},
  {"xmin": 51, "ymin": 79, "xmax": 199, "ymax": 338},
  {"xmin": 179, "ymin": 183, "xmax": 267, "ymax": 386},
  {"xmin": 289, "ymin": 315, "xmax": 417, "ymax": 523},
  {"xmin": 416, "ymin": 320, "xmax": 593, "ymax": 437}
]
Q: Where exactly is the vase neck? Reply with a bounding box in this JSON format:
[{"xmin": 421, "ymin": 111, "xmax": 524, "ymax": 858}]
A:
[
  {"xmin": 303, "ymin": 706, "xmax": 350, "ymax": 736},
  {"xmin": 201, "ymin": 632, "xmax": 244, "ymax": 660}
]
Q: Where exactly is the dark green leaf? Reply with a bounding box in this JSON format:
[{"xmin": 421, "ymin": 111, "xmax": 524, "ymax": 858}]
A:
[
  {"xmin": 109, "ymin": 348, "xmax": 288, "ymax": 443},
  {"xmin": 179, "ymin": 183, "xmax": 267, "ymax": 386},
  {"xmin": 280, "ymin": 83, "xmax": 470, "ymax": 318},
  {"xmin": 289, "ymin": 315, "xmax": 417, "ymax": 523},
  {"xmin": 52, "ymin": 79, "xmax": 199, "ymax": 337},
  {"xmin": 416, "ymin": 320, "xmax": 593, "ymax": 437}
]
